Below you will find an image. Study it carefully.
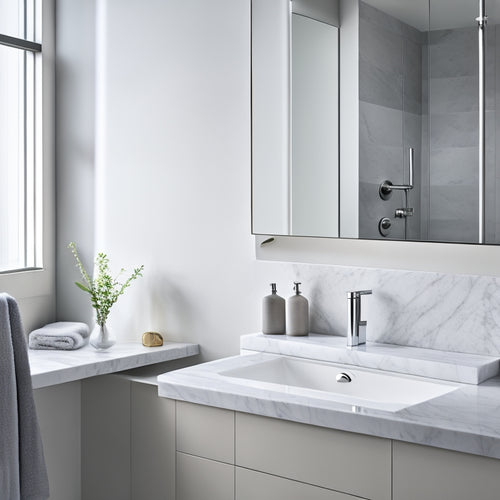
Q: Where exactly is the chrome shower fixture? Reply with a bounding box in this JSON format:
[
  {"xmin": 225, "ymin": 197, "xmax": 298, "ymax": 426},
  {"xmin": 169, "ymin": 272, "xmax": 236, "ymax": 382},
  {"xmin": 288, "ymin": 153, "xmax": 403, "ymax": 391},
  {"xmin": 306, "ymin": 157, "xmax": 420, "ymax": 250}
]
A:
[
  {"xmin": 378, "ymin": 217, "xmax": 391, "ymax": 237},
  {"xmin": 379, "ymin": 148, "xmax": 414, "ymax": 200},
  {"xmin": 395, "ymin": 207, "xmax": 414, "ymax": 218}
]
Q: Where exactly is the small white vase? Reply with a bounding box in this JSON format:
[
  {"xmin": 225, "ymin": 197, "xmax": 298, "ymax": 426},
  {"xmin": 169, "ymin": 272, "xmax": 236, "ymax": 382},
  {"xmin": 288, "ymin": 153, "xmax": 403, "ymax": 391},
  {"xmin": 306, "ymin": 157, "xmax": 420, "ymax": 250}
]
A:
[{"xmin": 90, "ymin": 323, "xmax": 116, "ymax": 350}]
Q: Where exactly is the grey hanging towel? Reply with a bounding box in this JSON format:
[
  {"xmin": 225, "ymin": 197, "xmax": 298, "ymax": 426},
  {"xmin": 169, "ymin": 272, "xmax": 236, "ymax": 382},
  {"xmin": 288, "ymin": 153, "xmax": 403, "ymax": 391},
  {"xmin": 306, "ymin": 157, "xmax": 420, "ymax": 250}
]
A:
[{"xmin": 0, "ymin": 293, "xmax": 49, "ymax": 500}]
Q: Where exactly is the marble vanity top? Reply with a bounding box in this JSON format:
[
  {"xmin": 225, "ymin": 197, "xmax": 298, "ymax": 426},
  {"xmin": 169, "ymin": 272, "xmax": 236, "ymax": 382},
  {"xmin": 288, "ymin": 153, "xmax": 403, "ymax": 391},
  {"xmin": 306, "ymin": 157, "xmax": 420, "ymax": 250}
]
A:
[
  {"xmin": 241, "ymin": 333, "xmax": 500, "ymax": 384},
  {"xmin": 158, "ymin": 338, "xmax": 500, "ymax": 460},
  {"xmin": 30, "ymin": 341, "xmax": 199, "ymax": 389}
]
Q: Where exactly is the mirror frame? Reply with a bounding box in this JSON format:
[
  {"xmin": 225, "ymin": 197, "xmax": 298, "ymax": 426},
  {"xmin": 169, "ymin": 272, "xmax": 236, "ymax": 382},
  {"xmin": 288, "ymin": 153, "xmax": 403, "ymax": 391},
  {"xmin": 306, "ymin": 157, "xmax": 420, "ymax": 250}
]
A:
[{"xmin": 255, "ymin": 234, "xmax": 500, "ymax": 276}]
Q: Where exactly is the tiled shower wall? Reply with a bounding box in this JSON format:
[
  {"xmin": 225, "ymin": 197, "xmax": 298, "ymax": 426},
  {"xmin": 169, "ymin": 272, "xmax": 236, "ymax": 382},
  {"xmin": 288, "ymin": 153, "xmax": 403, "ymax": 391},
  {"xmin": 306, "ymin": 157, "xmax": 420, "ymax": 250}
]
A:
[
  {"xmin": 358, "ymin": 1, "xmax": 423, "ymax": 240},
  {"xmin": 358, "ymin": 2, "xmax": 500, "ymax": 244},
  {"xmin": 427, "ymin": 26, "xmax": 498, "ymax": 243}
]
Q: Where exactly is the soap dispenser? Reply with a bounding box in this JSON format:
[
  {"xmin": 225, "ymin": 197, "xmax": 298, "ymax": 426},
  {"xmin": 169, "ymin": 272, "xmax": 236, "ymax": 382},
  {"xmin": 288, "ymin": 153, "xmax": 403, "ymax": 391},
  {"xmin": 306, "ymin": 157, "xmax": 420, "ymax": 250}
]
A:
[
  {"xmin": 287, "ymin": 282, "xmax": 309, "ymax": 336},
  {"xmin": 262, "ymin": 283, "xmax": 286, "ymax": 334}
]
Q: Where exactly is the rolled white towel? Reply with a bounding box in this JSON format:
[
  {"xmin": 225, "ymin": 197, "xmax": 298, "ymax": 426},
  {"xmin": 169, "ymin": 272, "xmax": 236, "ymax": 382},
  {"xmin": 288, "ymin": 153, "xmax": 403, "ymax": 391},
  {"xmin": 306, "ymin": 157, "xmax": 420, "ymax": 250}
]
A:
[{"xmin": 29, "ymin": 322, "xmax": 90, "ymax": 350}]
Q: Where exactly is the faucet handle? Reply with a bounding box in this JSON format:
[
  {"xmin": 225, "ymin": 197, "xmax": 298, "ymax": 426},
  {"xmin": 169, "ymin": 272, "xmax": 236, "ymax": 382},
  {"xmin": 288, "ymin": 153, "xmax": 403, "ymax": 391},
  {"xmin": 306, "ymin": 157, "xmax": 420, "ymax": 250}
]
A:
[
  {"xmin": 347, "ymin": 289, "xmax": 372, "ymax": 299},
  {"xmin": 346, "ymin": 290, "xmax": 372, "ymax": 348}
]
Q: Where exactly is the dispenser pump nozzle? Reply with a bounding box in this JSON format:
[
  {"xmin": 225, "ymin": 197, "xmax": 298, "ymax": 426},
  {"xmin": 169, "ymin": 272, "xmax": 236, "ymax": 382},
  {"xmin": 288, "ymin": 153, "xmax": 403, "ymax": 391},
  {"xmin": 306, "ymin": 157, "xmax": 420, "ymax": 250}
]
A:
[
  {"xmin": 293, "ymin": 282, "xmax": 302, "ymax": 295},
  {"xmin": 270, "ymin": 283, "xmax": 277, "ymax": 294}
]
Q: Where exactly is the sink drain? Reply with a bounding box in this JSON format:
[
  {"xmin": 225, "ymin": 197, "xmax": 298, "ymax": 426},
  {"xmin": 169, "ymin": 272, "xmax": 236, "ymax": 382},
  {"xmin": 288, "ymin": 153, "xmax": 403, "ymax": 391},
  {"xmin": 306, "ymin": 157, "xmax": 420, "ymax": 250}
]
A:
[{"xmin": 336, "ymin": 372, "xmax": 352, "ymax": 383}]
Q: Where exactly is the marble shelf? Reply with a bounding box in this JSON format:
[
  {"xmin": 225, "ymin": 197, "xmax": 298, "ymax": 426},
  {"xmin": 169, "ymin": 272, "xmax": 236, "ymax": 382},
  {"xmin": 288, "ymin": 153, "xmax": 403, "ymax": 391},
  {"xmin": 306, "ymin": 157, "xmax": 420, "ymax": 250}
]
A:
[
  {"xmin": 240, "ymin": 333, "xmax": 500, "ymax": 384},
  {"xmin": 29, "ymin": 341, "xmax": 199, "ymax": 389}
]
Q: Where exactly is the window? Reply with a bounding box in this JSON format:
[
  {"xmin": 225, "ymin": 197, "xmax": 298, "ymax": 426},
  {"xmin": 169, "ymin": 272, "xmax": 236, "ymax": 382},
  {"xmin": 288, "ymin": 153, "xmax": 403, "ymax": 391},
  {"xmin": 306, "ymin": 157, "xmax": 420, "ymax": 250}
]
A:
[{"xmin": 0, "ymin": 0, "xmax": 42, "ymax": 272}]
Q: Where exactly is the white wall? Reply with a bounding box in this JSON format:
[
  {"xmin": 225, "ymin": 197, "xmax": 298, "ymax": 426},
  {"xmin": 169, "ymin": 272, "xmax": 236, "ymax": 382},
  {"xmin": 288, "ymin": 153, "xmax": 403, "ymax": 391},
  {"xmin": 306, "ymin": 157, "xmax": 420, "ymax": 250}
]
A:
[
  {"xmin": 55, "ymin": 0, "xmax": 301, "ymax": 360},
  {"xmin": 55, "ymin": 0, "xmax": 96, "ymax": 325},
  {"xmin": 94, "ymin": 0, "xmax": 296, "ymax": 359},
  {"xmin": 291, "ymin": 14, "xmax": 339, "ymax": 237},
  {"xmin": 55, "ymin": 0, "xmax": 500, "ymax": 362}
]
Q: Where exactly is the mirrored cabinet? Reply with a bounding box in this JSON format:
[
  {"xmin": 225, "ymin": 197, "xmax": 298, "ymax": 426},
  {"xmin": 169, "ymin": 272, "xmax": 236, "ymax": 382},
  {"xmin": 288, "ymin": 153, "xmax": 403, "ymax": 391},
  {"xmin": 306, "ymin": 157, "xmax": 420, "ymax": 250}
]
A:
[{"xmin": 252, "ymin": 0, "xmax": 500, "ymax": 245}]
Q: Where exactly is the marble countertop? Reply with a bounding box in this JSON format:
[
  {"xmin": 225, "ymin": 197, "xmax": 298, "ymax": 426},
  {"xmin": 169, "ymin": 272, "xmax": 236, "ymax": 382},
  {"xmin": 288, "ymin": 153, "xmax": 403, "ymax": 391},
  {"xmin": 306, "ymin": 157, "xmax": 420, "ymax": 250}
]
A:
[
  {"xmin": 30, "ymin": 341, "xmax": 199, "ymax": 389},
  {"xmin": 158, "ymin": 345, "xmax": 500, "ymax": 460},
  {"xmin": 241, "ymin": 334, "xmax": 500, "ymax": 384}
]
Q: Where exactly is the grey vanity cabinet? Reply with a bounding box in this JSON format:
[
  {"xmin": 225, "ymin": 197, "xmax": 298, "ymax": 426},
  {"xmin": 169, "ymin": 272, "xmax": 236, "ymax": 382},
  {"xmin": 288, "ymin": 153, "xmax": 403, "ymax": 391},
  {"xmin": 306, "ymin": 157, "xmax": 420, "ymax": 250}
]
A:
[
  {"xmin": 393, "ymin": 441, "xmax": 500, "ymax": 500},
  {"xmin": 176, "ymin": 401, "xmax": 235, "ymax": 500},
  {"xmin": 82, "ymin": 376, "xmax": 176, "ymax": 500},
  {"xmin": 236, "ymin": 412, "xmax": 391, "ymax": 500},
  {"xmin": 174, "ymin": 400, "xmax": 500, "ymax": 500},
  {"xmin": 174, "ymin": 401, "xmax": 391, "ymax": 500},
  {"xmin": 235, "ymin": 468, "xmax": 358, "ymax": 500},
  {"xmin": 176, "ymin": 400, "xmax": 235, "ymax": 463},
  {"xmin": 177, "ymin": 452, "xmax": 234, "ymax": 500}
]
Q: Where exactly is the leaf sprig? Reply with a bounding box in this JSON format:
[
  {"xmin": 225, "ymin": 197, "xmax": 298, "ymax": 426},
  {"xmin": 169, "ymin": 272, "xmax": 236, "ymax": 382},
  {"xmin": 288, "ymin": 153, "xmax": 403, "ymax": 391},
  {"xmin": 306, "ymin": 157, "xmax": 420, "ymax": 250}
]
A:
[{"xmin": 69, "ymin": 242, "xmax": 144, "ymax": 327}]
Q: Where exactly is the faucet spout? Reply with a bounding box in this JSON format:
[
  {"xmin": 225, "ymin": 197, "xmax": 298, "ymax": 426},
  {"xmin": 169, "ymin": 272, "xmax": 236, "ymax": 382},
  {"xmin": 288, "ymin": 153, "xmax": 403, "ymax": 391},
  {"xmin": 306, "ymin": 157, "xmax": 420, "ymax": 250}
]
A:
[{"xmin": 347, "ymin": 290, "xmax": 372, "ymax": 347}]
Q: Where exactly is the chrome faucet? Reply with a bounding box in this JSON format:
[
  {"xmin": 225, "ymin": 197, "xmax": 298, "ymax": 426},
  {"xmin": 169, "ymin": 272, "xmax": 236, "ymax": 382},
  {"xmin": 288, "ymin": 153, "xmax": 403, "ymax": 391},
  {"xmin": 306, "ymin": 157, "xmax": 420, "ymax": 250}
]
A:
[{"xmin": 347, "ymin": 290, "xmax": 372, "ymax": 347}]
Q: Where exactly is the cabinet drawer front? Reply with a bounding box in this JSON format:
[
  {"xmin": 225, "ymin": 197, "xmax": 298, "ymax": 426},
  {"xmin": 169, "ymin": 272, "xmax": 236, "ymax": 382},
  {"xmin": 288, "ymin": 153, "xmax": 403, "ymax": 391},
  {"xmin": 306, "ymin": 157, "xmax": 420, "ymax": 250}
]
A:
[
  {"xmin": 177, "ymin": 452, "xmax": 234, "ymax": 500},
  {"xmin": 236, "ymin": 412, "xmax": 391, "ymax": 500},
  {"xmin": 393, "ymin": 441, "xmax": 500, "ymax": 500},
  {"xmin": 236, "ymin": 467, "xmax": 361, "ymax": 500},
  {"xmin": 176, "ymin": 401, "xmax": 234, "ymax": 463}
]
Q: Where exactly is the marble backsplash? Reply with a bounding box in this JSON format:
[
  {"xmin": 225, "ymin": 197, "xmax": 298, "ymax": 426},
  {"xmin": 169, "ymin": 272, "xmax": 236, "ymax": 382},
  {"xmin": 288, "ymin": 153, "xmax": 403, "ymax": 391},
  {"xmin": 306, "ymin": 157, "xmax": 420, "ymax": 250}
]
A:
[{"xmin": 272, "ymin": 262, "xmax": 500, "ymax": 357}]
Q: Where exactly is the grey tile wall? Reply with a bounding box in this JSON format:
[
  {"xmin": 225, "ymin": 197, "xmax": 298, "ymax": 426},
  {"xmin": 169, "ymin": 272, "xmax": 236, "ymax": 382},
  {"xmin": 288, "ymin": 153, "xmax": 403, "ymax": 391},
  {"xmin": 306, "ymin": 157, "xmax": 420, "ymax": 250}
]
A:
[
  {"xmin": 360, "ymin": 2, "xmax": 499, "ymax": 244},
  {"xmin": 427, "ymin": 25, "xmax": 497, "ymax": 243},
  {"xmin": 495, "ymin": 25, "xmax": 500, "ymax": 242},
  {"xmin": 420, "ymin": 38, "xmax": 430, "ymax": 240},
  {"xmin": 359, "ymin": 2, "xmax": 422, "ymax": 241},
  {"xmin": 427, "ymin": 26, "xmax": 478, "ymax": 245}
]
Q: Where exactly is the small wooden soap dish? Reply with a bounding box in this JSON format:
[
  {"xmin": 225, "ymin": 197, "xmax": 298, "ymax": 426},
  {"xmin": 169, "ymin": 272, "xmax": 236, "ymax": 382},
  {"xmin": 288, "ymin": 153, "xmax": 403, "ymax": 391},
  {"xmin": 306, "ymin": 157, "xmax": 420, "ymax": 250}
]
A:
[{"xmin": 142, "ymin": 331, "xmax": 164, "ymax": 347}]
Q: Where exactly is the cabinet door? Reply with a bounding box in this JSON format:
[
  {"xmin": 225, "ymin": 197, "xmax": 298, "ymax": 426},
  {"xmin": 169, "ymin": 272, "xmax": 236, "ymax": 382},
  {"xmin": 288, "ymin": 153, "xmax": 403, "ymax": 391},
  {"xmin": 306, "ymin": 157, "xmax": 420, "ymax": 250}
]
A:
[
  {"xmin": 177, "ymin": 401, "xmax": 234, "ymax": 463},
  {"xmin": 236, "ymin": 412, "xmax": 391, "ymax": 500},
  {"xmin": 236, "ymin": 467, "xmax": 362, "ymax": 500},
  {"xmin": 131, "ymin": 383, "xmax": 175, "ymax": 500},
  {"xmin": 393, "ymin": 441, "xmax": 500, "ymax": 500},
  {"xmin": 82, "ymin": 376, "xmax": 131, "ymax": 500},
  {"xmin": 34, "ymin": 382, "xmax": 82, "ymax": 500},
  {"xmin": 176, "ymin": 452, "xmax": 234, "ymax": 500}
]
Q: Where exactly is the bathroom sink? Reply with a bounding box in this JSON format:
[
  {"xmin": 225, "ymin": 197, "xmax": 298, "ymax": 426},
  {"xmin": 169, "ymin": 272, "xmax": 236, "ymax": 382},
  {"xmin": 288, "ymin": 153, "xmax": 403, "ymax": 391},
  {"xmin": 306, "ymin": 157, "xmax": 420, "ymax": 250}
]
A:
[{"xmin": 220, "ymin": 355, "xmax": 459, "ymax": 412}]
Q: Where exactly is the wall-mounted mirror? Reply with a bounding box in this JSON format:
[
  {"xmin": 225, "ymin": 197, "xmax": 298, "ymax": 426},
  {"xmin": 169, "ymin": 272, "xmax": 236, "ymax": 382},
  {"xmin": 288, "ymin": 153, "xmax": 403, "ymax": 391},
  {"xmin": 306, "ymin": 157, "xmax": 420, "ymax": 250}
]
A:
[
  {"xmin": 252, "ymin": 0, "xmax": 500, "ymax": 245},
  {"xmin": 252, "ymin": 0, "xmax": 340, "ymax": 237}
]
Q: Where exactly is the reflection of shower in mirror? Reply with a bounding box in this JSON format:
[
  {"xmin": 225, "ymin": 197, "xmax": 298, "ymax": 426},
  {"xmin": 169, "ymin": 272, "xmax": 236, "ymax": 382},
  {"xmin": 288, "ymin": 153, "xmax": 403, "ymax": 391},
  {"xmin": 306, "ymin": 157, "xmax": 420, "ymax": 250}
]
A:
[
  {"xmin": 378, "ymin": 147, "xmax": 415, "ymax": 239},
  {"xmin": 361, "ymin": 0, "xmax": 497, "ymax": 244}
]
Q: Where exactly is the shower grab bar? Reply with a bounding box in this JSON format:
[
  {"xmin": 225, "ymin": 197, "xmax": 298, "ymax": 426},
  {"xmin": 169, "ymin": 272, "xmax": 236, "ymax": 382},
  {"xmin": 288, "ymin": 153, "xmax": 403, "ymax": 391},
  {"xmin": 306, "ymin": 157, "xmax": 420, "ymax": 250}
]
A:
[{"xmin": 379, "ymin": 148, "xmax": 414, "ymax": 198}]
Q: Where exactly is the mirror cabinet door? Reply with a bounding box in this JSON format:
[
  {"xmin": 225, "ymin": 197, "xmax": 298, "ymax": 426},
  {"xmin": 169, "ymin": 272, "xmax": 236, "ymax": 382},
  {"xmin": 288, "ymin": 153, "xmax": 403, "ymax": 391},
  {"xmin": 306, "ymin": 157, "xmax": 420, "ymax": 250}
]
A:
[{"xmin": 252, "ymin": 0, "xmax": 340, "ymax": 237}]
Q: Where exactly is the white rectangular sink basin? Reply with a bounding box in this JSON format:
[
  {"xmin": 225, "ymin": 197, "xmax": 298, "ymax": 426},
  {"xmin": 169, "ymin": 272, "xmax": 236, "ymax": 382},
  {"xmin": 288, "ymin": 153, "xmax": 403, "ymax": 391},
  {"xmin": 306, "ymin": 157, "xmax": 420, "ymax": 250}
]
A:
[{"xmin": 220, "ymin": 356, "xmax": 459, "ymax": 412}]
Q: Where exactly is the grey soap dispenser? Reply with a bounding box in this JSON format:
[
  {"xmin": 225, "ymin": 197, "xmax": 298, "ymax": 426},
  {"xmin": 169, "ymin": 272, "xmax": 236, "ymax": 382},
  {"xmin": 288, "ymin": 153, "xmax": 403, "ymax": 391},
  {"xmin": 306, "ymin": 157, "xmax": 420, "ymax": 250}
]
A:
[
  {"xmin": 286, "ymin": 282, "xmax": 309, "ymax": 336},
  {"xmin": 262, "ymin": 283, "xmax": 286, "ymax": 334}
]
